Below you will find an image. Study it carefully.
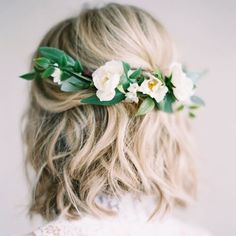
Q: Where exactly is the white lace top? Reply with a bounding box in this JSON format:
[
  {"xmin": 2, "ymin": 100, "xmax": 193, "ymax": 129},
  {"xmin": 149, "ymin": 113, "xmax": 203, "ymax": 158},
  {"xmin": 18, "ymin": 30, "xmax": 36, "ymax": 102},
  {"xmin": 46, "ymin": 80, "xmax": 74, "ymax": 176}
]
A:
[{"xmin": 32, "ymin": 194, "xmax": 211, "ymax": 236}]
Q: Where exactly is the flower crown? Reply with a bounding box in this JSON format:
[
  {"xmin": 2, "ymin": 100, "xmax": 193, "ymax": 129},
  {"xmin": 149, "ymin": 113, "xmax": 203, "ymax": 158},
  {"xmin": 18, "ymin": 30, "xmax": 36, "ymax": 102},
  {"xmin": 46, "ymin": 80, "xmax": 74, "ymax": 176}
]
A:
[{"xmin": 20, "ymin": 47, "xmax": 205, "ymax": 116}]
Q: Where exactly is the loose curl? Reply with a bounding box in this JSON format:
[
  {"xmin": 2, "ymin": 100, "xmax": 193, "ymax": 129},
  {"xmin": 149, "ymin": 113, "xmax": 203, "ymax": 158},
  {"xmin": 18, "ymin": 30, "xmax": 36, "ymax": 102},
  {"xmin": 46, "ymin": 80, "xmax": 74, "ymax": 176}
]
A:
[{"xmin": 22, "ymin": 3, "xmax": 197, "ymax": 222}]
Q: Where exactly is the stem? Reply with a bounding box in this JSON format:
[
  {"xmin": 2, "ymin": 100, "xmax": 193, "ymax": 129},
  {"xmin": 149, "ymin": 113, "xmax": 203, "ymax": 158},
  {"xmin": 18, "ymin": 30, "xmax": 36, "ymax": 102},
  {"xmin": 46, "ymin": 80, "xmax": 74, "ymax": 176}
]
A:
[
  {"xmin": 51, "ymin": 63, "xmax": 92, "ymax": 83},
  {"xmin": 70, "ymin": 72, "xmax": 92, "ymax": 82}
]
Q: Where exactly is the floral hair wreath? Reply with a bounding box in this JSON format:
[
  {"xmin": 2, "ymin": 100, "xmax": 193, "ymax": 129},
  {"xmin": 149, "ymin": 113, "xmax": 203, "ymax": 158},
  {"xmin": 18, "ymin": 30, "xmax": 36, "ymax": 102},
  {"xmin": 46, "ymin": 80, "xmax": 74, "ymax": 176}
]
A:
[{"xmin": 20, "ymin": 47, "xmax": 205, "ymax": 116}]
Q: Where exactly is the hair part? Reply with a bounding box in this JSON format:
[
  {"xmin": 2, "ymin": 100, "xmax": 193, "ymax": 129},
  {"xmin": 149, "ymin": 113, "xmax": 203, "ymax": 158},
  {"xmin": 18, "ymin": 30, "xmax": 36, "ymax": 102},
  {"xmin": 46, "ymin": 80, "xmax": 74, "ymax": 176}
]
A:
[{"xmin": 22, "ymin": 3, "xmax": 197, "ymax": 222}]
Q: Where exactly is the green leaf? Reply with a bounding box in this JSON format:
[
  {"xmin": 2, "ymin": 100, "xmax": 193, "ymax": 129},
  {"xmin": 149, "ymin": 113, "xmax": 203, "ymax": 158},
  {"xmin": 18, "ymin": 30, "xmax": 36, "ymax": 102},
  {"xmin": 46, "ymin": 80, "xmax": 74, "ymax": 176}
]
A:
[
  {"xmin": 184, "ymin": 68, "xmax": 208, "ymax": 84},
  {"xmin": 38, "ymin": 47, "xmax": 64, "ymax": 62},
  {"xmin": 68, "ymin": 77, "xmax": 90, "ymax": 89},
  {"xmin": 136, "ymin": 97, "xmax": 155, "ymax": 116},
  {"xmin": 153, "ymin": 69, "xmax": 165, "ymax": 84},
  {"xmin": 53, "ymin": 63, "xmax": 91, "ymax": 83},
  {"xmin": 60, "ymin": 54, "xmax": 68, "ymax": 67},
  {"xmin": 137, "ymin": 75, "xmax": 145, "ymax": 85},
  {"xmin": 61, "ymin": 82, "xmax": 79, "ymax": 92},
  {"xmin": 129, "ymin": 68, "xmax": 141, "ymax": 80},
  {"xmin": 61, "ymin": 76, "xmax": 90, "ymax": 92},
  {"xmin": 41, "ymin": 67, "xmax": 55, "ymax": 78},
  {"xmin": 74, "ymin": 60, "xmax": 83, "ymax": 73},
  {"xmin": 80, "ymin": 89, "xmax": 125, "ymax": 106},
  {"xmin": 120, "ymin": 74, "xmax": 130, "ymax": 90},
  {"xmin": 153, "ymin": 69, "xmax": 162, "ymax": 79},
  {"xmin": 122, "ymin": 62, "xmax": 130, "ymax": 76},
  {"xmin": 73, "ymin": 72, "xmax": 91, "ymax": 82},
  {"xmin": 34, "ymin": 57, "xmax": 50, "ymax": 70},
  {"xmin": 64, "ymin": 54, "xmax": 75, "ymax": 66},
  {"xmin": 189, "ymin": 105, "xmax": 199, "ymax": 110},
  {"xmin": 176, "ymin": 104, "xmax": 185, "ymax": 111},
  {"xmin": 117, "ymin": 84, "xmax": 126, "ymax": 94},
  {"xmin": 60, "ymin": 71, "xmax": 71, "ymax": 81},
  {"xmin": 165, "ymin": 75, "xmax": 174, "ymax": 89},
  {"xmin": 38, "ymin": 47, "xmax": 75, "ymax": 66},
  {"xmin": 189, "ymin": 112, "xmax": 196, "ymax": 118},
  {"xmin": 191, "ymin": 95, "xmax": 205, "ymax": 106},
  {"xmin": 158, "ymin": 93, "xmax": 175, "ymax": 113},
  {"xmin": 19, "ymin": 72, "xmax": 36, "ymax": 80}
]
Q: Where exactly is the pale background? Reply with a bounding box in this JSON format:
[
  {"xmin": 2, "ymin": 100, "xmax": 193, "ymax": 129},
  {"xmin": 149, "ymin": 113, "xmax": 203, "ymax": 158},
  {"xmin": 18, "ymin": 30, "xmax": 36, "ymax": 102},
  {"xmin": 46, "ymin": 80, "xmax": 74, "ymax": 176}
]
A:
[{"xmin": 0, "ymin": 0, "xmax": 235, "ymax": 235}]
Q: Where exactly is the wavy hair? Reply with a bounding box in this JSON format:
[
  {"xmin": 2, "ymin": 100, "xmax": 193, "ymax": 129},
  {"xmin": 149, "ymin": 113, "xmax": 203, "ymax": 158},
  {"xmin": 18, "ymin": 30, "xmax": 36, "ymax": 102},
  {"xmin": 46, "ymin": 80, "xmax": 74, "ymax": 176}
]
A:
[{"xmin": 22, "ymin": 3, "xmax": 197, "ymax": 222}]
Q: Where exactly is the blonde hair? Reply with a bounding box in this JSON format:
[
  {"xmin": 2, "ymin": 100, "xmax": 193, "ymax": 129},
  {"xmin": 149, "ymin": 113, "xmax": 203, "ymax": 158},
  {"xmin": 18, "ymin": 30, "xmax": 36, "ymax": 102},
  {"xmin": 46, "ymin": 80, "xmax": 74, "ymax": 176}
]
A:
[{"xmin": 22, "ymin": 3, "xmax": 197, "ymax": 222}]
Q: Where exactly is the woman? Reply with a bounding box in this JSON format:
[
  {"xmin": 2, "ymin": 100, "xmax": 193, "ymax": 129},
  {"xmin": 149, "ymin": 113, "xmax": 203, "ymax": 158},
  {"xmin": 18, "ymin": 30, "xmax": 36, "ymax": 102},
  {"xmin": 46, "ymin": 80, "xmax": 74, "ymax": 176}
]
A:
[{"xmin": 21, "ymin": 3, "xmax": 211, "ymax": 235}]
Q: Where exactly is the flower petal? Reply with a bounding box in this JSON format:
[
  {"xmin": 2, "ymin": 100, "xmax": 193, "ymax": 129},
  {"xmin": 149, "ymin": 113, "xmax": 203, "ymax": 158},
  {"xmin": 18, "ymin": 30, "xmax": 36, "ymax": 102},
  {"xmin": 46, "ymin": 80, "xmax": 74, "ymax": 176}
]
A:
[{"xmin": 96, "ymin": 89, "xmax": 116, "ymax": 101}]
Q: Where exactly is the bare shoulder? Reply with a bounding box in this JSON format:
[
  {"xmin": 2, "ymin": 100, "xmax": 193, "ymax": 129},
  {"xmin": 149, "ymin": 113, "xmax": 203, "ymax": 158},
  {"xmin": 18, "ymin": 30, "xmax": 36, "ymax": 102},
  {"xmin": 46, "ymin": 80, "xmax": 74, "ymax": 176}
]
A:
[{"xmin": 22, "ymin": 233, "xmax": 35, "ymax": 236}]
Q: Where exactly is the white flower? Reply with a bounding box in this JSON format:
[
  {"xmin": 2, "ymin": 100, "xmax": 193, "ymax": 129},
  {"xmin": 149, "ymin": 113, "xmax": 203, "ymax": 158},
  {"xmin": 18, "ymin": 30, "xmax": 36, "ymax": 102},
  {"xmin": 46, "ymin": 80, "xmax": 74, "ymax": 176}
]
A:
[
  {"xmin": 169, "ymin": 63, "xmax": 194, "ymax": 102},
  {"xmin": 125, "ymin": 92, "xmax": 139, "ymax": 103},
  {"xmin": 127, "ymin": 82, "xmax": 140, "ymax": 93},
  {"xmin": 125, "ymin": 83, "xmax": 140, "ymax": 103},
  {"xmin": 139, "ymin": 73, "xmax": 168, "ymax": 103},
  {"xmin": 51, "ymin": 64, "xmax": 62, "ymax": 85},
  {"xmin": 92, "ymin": 60, "xmax": 123, "ymax": 101}
]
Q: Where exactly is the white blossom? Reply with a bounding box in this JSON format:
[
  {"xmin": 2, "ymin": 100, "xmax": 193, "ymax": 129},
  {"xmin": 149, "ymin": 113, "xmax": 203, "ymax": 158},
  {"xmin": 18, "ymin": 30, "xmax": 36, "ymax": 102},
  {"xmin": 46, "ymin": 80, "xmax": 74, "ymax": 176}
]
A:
[
  {"xmin": 92, "ymin": 60, "xmax": 123, "ymax": 101},
  {"xmin": 139, "ymin": 73, "xmax": 168, "ymax": 103},
  {"xmin": 169, "ymin": 63, "xmax": 194, "ymax": 102},
  {"xmin": 125, "ymin": 83, "xmax": 140, "ymax": 103},
  {"xmin": 51, "ymin": 64, "xmax": 62, "ymax": 85}
]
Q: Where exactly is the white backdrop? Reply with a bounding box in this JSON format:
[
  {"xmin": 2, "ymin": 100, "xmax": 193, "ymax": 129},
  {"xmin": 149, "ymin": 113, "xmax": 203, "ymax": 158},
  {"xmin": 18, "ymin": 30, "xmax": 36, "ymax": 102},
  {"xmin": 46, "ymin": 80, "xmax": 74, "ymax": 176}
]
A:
[{"xmin": 0, "ymin": 0, "xmax": 236, "ymax": 235}]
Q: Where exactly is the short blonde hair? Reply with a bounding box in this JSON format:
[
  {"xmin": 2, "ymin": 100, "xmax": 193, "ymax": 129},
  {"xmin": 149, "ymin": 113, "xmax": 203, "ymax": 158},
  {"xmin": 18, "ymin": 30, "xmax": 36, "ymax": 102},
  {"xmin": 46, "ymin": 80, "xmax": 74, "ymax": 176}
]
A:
[{"xmin": 22, "ymin": 3, "xmax": 197, "ymax": 221}]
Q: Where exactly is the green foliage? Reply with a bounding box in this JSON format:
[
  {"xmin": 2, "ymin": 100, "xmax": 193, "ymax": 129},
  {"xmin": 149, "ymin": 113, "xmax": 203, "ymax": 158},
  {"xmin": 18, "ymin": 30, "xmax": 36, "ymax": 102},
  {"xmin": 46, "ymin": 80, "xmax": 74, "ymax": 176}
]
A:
[
  {"xmin": 129, "ymin": 68, "xmax": 141, "ymax": 80},
  {"xmin": 19, "ymin": 72, "xmax": 36, "ymax": 80},
  {"xmin": 158, "ymin": 92, "xmax": 176, "ymax": 113},
  {"xmin": 176, "ymin": 104, "xmax": 185, "ymax": 111},
  {"xmin": 119, "ymin": 74, "xmax": 130, "ymax": 91},
  {"xmin": 153, "ymin": 69, "xmax": 165, "ymax": 83},
  {"xmin": 136, "ymin": 97, "xmax": 155, "ymax": 116},
  {"xmin": 189, "ymin": 111, "xmax": 196, "ymax": 118},
  {"xmin": 165, "ymin": 75, "xmax": 175, "ymax": 90},
  {"xmin": 153, "ymin": 69, "xmax": 162, "ymax": 78},
  {"xmin": 119, "ymin": 68, "xmax": 141, "ymax": 93},
  {"xmin": 184, "ymin": 67, "xmax": 208, "ymax": 84},
  {"xmin": 74, "ymin": 60, "xmax": 83, "ymax": 73},
  {"xmin": 60, "ymin": 71, "xmax": 71, "ymax": 81},
  {"xmin": 117, "ymin": 84, "xmax": 126, "ymax": 94},
  {"xmin": 137, "ymin": 75, "xmax": 145, "ymax": 85},
  {"xmin": 34, "ymin": 57, "xmax": 50, "ymax": 70},
  {"xmin": 69, "ymin": 72, "xmax": 92, "ymax": 83},
  {"xmin": 189, "ymin": 105, "xmax": 199, "ymax": 110},
  {"xmin": 61, "ymin": 54, "xmax": 68, "ymax": 67},
  {"xmin": 122, "ymin": 61, "xmax": 130, "ymax": 76},
  {"xmin": 38, "ymin": 47, "xmax": 75, "ymax": 66},
  {"xmin": 80, "ymin": 89, "xmax": 125, "ymax": 106},
  {"xmin": 61, "ymin": 77, "xmax": 90, "ymax": 92},
  {"xmin": 24, "ymin": 47, "xmax": 92, "ymax": 88},
  {"xmin": 191, "ymin": 95, "xmax": 205, "ymax": 106},
  {"xmin": 41, "ymin": 67, "xmax": 55, "ymax": 78}
]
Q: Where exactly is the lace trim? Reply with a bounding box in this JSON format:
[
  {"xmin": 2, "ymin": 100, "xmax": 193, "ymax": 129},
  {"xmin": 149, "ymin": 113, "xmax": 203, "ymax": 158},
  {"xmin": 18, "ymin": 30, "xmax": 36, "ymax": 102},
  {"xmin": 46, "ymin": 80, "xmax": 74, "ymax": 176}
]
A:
[
  {"xmin": 34, "ymin": 223, "xmax": 61, "ymax": 236},
  {"xmin": 33, "ymin": 218, "xmax": 89, "ymax": 236}
]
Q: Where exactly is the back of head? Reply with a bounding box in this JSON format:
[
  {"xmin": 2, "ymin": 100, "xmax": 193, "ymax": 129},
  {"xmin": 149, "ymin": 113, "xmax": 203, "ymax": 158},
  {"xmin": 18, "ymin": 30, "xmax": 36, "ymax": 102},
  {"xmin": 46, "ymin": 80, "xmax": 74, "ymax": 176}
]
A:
[{"xmin": 23, "ymin": 3, "xmax": 196, "ymax": 221}]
